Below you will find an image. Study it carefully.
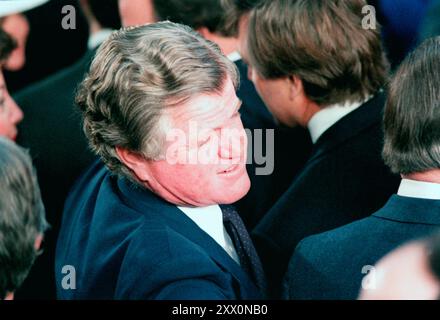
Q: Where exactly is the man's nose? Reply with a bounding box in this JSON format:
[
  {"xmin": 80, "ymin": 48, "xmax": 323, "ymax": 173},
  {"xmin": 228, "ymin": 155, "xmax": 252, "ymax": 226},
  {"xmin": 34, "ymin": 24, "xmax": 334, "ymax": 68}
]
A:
[
  {"xmin": 10, "ymin": 99, "xmax": 24, "ymax": 124},
  {"xmin": 218, "ymin": 130, "xmax": 247, "ymax": 160}
]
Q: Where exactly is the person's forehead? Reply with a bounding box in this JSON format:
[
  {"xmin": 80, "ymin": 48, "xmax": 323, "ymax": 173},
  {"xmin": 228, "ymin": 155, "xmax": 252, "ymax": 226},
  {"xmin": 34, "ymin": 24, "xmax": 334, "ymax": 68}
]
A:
[{"xmin": 170, "ymin": 79, "xmax": 239, "ymax": 129}]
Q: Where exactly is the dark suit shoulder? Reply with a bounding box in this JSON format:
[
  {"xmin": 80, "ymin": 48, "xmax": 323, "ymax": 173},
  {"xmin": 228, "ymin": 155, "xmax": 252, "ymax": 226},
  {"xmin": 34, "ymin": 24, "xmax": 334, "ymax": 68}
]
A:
[
  {"xmin": 57, "ymin": 164, "xmax": 238, "ymax": 299},
  {"xmin": 116, "ymin": 221, "xmax": 233, "ymax": 299},
  {"xmin": 284, "ymin": 216, "xmax": 383, "ymax": 300},
  {"xmin": 284, "ymin": 203, "xmax": 440, "ymax": 300}
]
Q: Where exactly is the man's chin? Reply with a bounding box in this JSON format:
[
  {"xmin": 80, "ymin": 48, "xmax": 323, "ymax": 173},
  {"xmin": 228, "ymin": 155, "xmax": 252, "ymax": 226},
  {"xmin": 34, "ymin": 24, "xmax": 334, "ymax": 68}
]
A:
[{"xmin": 220, "ymin": 176, "xmax": 251, "ymax": 205}]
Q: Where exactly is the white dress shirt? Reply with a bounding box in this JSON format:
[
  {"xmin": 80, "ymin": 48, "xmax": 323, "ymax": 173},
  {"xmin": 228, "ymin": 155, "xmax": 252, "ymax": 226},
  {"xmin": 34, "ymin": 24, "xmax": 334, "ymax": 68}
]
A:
[
  {"xmin": 178, "ymin": 205, "xmax": 240, "ymax": 264},
  {"xmin": 307, "ymin": 98, "xmax": 371, "ymax": 144},
  {"xmin": 87, "ymin": 28, "xmax": 114, "ymax": 50},
  {"xmin": 397, "ymin": 179, "xmax": 440, "ymax": 200},
  {"xmin": 227, "ymin": 51, "xmax": 242, "ymax": 63}
]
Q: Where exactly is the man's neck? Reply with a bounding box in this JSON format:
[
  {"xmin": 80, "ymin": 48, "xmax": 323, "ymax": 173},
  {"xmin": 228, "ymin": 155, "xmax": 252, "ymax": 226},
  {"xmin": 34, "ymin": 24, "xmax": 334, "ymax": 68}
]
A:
[
  {"xmin": 204, "ymin": 34, "xmax": 239, "ymax": 57},
  {"xmin": 404, "ymin": 170, "xmax": 440, "ymax": 184},
  {"xmin": 89, "ymin": 20, "xmax": 102, "ymax": 37}
]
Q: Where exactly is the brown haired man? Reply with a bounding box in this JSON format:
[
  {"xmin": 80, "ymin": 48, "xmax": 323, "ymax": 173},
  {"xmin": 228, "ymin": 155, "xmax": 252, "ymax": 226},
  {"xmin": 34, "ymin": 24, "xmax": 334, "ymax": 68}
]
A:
[
  {"xmin": 286, "ymin": 37, "xmax": 440, "ymax": 300},
  {"xmin": 243, "ymin": 0, "xmax": 401, "ymax": 297}
]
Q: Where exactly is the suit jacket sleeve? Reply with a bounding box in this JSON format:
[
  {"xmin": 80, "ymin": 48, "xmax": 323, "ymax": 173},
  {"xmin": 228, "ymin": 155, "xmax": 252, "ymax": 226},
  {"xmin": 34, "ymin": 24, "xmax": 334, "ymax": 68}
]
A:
[{"xmin": 155, "ymin": 279, "xmax": 228, "ymax": 300}]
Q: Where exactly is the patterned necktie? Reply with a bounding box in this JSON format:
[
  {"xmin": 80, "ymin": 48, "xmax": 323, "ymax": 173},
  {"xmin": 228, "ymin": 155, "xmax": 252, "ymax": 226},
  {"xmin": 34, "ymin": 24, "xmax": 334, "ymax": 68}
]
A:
[{"xmin": 221, "ymin": 204, "xmax": 267, "ymax": 295}]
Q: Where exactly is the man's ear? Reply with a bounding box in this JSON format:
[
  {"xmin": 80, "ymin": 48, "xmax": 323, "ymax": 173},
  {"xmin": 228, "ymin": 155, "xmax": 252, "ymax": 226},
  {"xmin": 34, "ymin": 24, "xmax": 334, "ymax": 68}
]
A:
[
  {"xmin": 196, "ymin": 26, "xmax": 213, "ymax": 40},
  {"xmin": 116, "ymin": 147, "xmax": 151, "ymax": 182},
  {"xmin": 35, "ymin": 234, "xmax": 43, "ymax": 250},
  {"xmin": 288, "ymin": 75, "xmax": 304, "ymax": 101}
]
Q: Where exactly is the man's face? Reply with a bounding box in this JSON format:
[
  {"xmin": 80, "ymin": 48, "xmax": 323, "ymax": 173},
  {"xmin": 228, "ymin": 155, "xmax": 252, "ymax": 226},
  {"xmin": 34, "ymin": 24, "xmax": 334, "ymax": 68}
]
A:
[
  {"xmin": 0, "ymin": 71, "xmax": 23, "ymax": 140},
  {"xmin": 250, "ymin": 70, "xmax": 302, "ymax": 127},
  {"xmin": 141, "ymin": 78, "xmax": 250, "ymax": 207},
  {"xmin": 237, "ymin": 14, "xmax": 250, "ymax": 60},
  {"xmin": 359, "ymin": 243, "xmax": 440, "ymax": 300},
  {"xmin": 1, "ymin": 14, "xmax": 30, "ymax": 71},
  {"xmin": 118, "ymin": 0, "xmax": 156, "ymax": 27},
  {"xmin": 239, "ymin": 14, "xmax": 300, "ymax": 127}
]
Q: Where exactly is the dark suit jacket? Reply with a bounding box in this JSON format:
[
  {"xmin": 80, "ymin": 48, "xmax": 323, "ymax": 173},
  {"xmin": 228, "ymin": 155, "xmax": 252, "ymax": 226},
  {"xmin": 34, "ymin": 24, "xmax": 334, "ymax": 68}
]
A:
[
  {"xmin": 252, "ymin": 92, "xmax": 401, "ymax": 297},
  {"xmin": 284, "ymin": 195, "xmax": 440, "ymax": 299},
  {"xmin": 56, "ymin": 160, "xmax": 263, "ymax": 300},
  {"xmin": 233, "ymin": 59, "xmax": 312, "ymax": 228},
  {"xmin": 13, "ymin": 49, "xmax": 97, "ymax": 299}
]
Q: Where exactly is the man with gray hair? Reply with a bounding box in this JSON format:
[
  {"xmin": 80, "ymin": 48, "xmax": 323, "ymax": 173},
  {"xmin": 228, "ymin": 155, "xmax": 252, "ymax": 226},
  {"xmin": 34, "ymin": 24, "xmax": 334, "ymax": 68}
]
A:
[
  {"xmin": 55, "ymin": 22, "xmax": 265, "ymax": 299},
  {"xmin": 0, "ymin": 137, "xmax": 48, "ymax": 300}
]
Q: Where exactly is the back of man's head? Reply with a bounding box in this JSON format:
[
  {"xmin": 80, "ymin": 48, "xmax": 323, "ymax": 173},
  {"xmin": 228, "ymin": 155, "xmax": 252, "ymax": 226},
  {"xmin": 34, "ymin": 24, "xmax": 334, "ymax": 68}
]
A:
[
  {"xmin": 383, "ymin": 36, "xmax": 440, "ymax": 175},
  {"xmin": 153, "ymin": 0, "xmax": 233, "ymax": 37},
  {"xmin": 247, "ymin": 0, "xmax": 389, "ymax": 107},
  {"xmin": 0, "ymin": 137, "xmax": 48, "ymax": 299},
  {"xmin": 220, "ymin": 0, "xmax": 262, "ymax": 36}
]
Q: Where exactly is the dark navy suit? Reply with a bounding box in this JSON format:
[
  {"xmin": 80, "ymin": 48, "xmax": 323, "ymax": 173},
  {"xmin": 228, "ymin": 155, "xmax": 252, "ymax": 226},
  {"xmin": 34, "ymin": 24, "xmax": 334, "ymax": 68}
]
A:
[
  {"xmin": 252, "ymin": 92, "xmax": 401, "ymax": 297},
  {"xmin": 284, "ymin": 194, "xmax": 440, "ymax": 299},
  {"xmin": 233, "ymin": 59, "xmax": 312, "ymax": 228},
  {"xmin": 55, "ymin": 161, "xmax": 262, "ymax": 300}
]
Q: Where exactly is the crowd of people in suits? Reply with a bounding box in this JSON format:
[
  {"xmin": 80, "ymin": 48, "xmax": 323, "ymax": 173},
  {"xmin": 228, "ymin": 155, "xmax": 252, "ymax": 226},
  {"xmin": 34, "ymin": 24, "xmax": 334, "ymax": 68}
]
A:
[{"xmin": 0, "ymin": 0, "xmax": 440, "ymax": 300}]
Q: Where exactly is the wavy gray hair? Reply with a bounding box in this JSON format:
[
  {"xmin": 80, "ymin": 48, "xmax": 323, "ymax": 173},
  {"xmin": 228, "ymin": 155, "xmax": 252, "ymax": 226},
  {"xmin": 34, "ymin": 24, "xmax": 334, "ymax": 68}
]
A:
[{"xmin": 0, "ymin": 137, "xmax": 48, "ymax": 299}]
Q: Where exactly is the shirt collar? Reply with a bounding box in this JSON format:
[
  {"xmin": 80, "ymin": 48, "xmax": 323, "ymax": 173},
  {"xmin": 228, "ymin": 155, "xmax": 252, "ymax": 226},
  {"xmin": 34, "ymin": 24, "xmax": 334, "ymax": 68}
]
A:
[
  {"xmin": 178, "ymin": 205, "xmax": 227, "ymax": 249},
  {"xmin": 307, "ymin": 98, "xmax": 369, "ymax": 144},
  {"xmin": 397, "ymin": 179, "xmax": 440, "ymax": 200},
  {"xmin": 87, "ymin": 29, "xmax": 114, "ymax": 50},
  {"xmin": 227, "ymin": 51, "xmax": 242, "ymax": 63}
]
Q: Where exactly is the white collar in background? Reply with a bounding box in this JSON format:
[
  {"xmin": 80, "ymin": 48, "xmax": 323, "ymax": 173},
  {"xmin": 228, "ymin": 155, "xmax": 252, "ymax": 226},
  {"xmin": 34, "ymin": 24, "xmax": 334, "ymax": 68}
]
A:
[
  {"xmin": 178, "ymin": 205, "xmax": 240, "ymax": 264},
  {"xmin": 307, "ymin": 97, "xmax": 371, "ymax": 144},
  {"xmin": 0, "ymin": 0, "xmax": 49, "ymax": 18},
  {"xmin": 227, "ymin": 51, "xmax": 242, "ymax": 63},
  {"xmin": 398, "ymin": 179, "xmax": 440, "ymax": 200},
  {"xmin": 87, "ymin": 29, "xmax": 114, "ymax": 50}
]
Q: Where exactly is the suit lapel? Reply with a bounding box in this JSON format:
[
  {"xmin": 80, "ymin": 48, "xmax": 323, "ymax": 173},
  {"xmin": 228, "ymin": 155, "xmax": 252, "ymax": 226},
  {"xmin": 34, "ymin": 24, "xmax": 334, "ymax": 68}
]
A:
[{"xmin": 116, "ymin": 177, "xmax": 260, "ymax": 294}]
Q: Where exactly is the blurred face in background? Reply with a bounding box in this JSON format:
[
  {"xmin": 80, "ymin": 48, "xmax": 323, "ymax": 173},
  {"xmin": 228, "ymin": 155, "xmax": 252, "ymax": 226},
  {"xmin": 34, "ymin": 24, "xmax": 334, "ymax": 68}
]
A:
[
  {"xmin": 0, "ymin": 71, "xmax": 23, "ymax": 140},
  {"xmin": 118, "ymin": 0, "xmax": 156, "ymax": 27},
  {"xmin": 359, "ymin": 243, "xmax": 440, "ymax": 300},
  {"xmin": 0, "ymin": 14, "xmax": 30, "ymax": 71}
]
